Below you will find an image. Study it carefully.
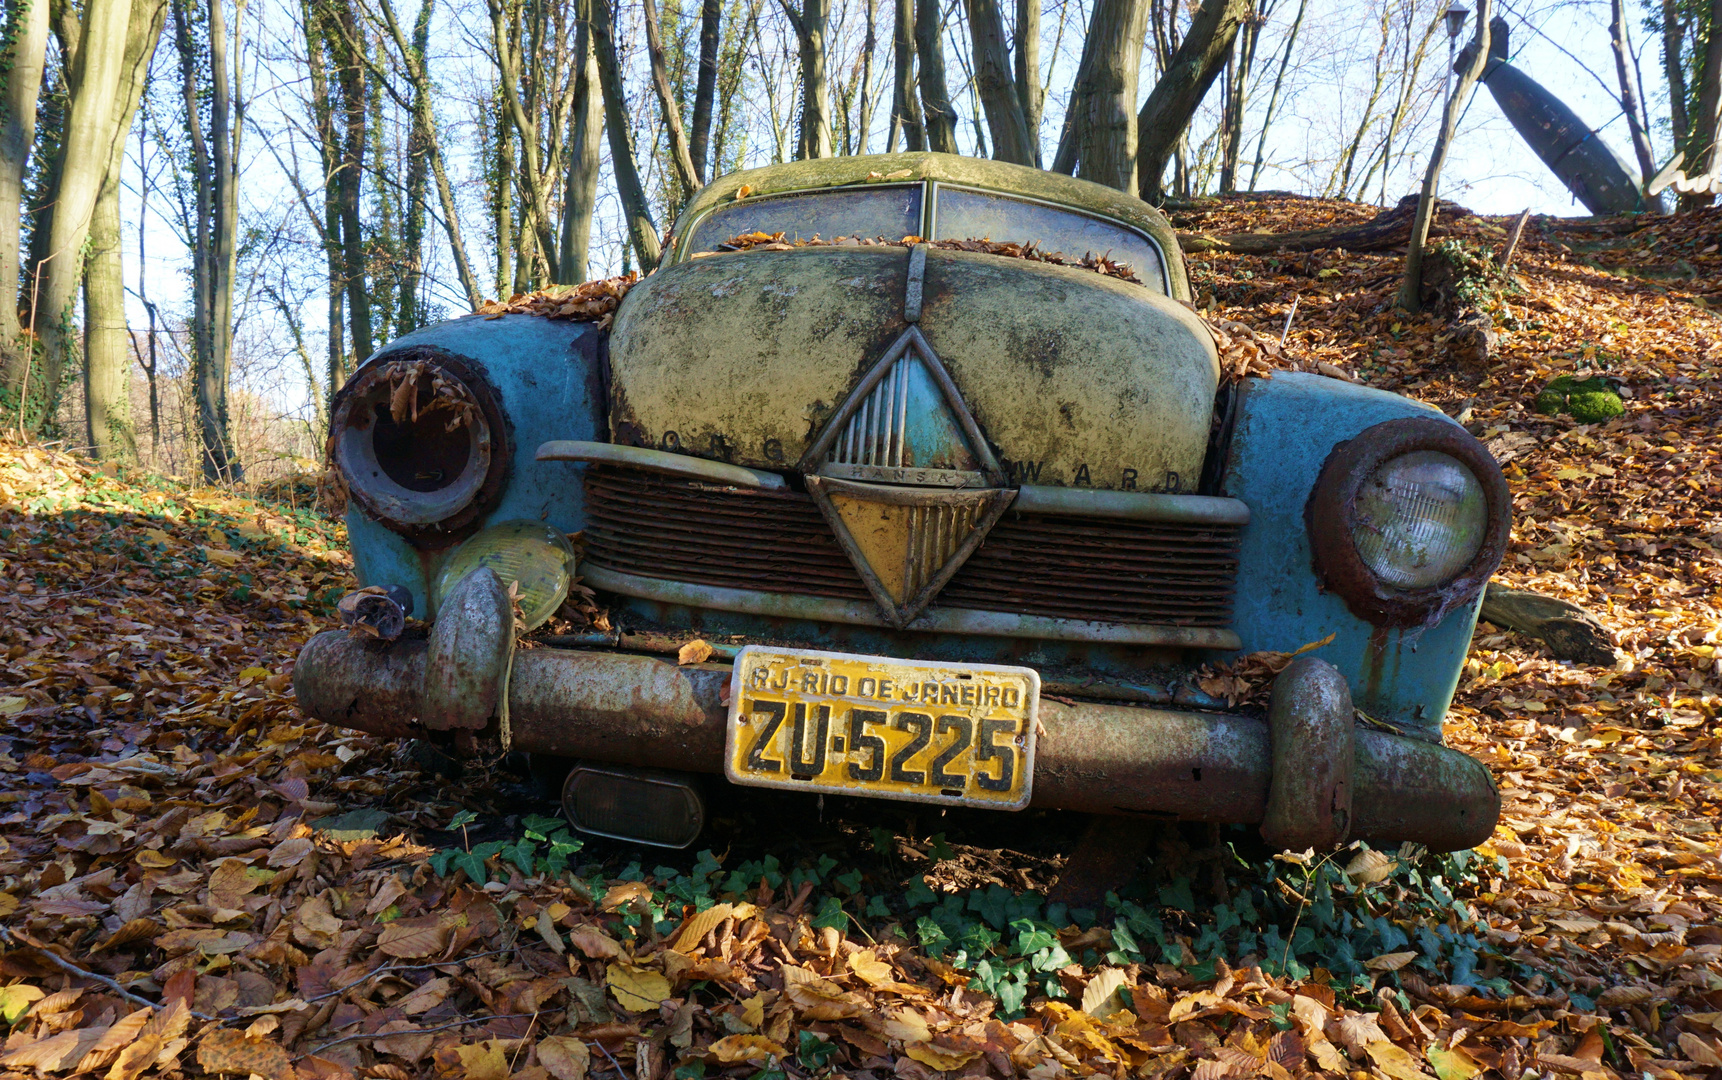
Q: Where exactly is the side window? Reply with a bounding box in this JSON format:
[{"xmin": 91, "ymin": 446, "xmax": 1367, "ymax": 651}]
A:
[
  {"xmin": 932, "ymin": 187, "xmax": 1166, "ymax": 292},
  {"xmin": 686, "ymin": 186, "xmax": 924, "ymax": 253}
]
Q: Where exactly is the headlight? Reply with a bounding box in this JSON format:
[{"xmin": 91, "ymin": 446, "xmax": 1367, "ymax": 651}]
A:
[
  {"xmin": 1307, "ymin": 418, "xmax": 1509, "ymax": 627},
  {"xmin": 433, "ymin": 520, "xmax": 575, "ymax": 629},
  {"xmin": 331, "ymin": 349, "xmax": 511, "ymax": 539}
]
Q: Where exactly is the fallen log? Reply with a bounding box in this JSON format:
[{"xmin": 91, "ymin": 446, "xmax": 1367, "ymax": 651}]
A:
[
  {"xmin": 1177, "ymin": 194, "xmax": 1472, "ymax": 254},
  {"xmin": 1478, "ymin": 582, "xmax": 1618, "ymax": 666}
]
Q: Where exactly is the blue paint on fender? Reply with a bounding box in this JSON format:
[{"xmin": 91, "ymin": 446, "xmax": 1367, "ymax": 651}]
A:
[
  {"xmin": 344, "ymin": 313, "xmax": 606, "ymax": 615},
  {"xmin": 1221, "ymin": 371, "xmax": 1484, "ymax": 739}
]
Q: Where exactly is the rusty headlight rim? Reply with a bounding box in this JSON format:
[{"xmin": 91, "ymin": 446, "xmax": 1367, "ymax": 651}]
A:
[
  {"xmin": 330, "ymin": 346, "xmax": 512, "ymax": 544},
  {"xmin": 1306, "ymin": 416, "xmax": 1510, "ymax": 628}
]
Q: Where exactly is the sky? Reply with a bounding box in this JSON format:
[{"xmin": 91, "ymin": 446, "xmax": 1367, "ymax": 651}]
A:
[{"xmin": 107, "ymin": 0, "xmax": 1678, "ymax": 433}]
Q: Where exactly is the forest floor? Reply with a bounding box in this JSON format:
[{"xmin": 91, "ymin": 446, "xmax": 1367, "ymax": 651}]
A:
[{"xmin": 0, "ymin": 197, "xmax": 1718, "ymax": 1080}]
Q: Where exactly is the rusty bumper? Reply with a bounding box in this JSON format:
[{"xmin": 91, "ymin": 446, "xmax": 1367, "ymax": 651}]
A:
[{"xmin": 294, "ymin": 627, "xmax": 1499, "ymax": 853}]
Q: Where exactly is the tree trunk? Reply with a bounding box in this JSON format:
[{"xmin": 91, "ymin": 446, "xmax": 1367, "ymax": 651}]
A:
[
  {"xmin": 1246, "ymin": 0, "xmax": 1304, "ymax": 190},
  {"xmin": 1684, "ymin": 0, "xmax": 1722, "ymax": 205},
  {"xmin": 888, "ymin": 0, "xmax": 922, "ymax": 150},
  {"xmin": 83, "ymin": 0, "xmax": 165, "ymax": 462},
  {"xmin": 914, "ymin": 0, "xmax": 956, "ymax": 151},
  {"xmin": 330, "ymin": 0, "xmax": 372, "ymax": 365},
  {"xmin": 28, "ymin": 0, "xmax": 135, "ymax": 431},
  {"xmin": 205, "ymin": 0, "xmax": 243, "ymax": 480},
  {"xmin": 560, "ymin": 14, "xmax": 601, "ymax": 283},
  {"xmin": 0, "ymin": 0, "xmax": 50, "ymax": 375},
  {"xmin": 395, "ymin": 0, "xmax": 433, "ymax": 334},
  {"xmin": 689, "ymin": 0, "xmax": 721, "ymax": 182},
  {"xmin": 1051, "ymin": 0, "xmax": 1150, "ymax": 191},
  {"xmin": 1396, "ymin": 0, "xmax": 1489, "ymax": 313},
  {"xmin": 1661, "ymin": 0, "xmax": 1689, "ymax": 154},
  {"xmin": 371, "ymin": 0, "xmax": 483, "ymax": 309},
  {"xmin": 1609, "ymin": 0, "xmax": 1656, "ymax": 186},
  {"xmin": 781, "ymin": 0, "xmax": 832, "ymax": 158},
  {"xmin": 302, "ymin": 0, "xmax": 346, "ymax": 413},
  {"xmin": 589, "ymin": 0, "xmax": 661, "ymax": 265},
  {"xmin": 857, "ymin": 0, "xmax": 876, "ymax": 153},
  {"xmin": 1135, "ymin": 0, "xmax": 1249, "ymax": 202},
  {"xmin": 965, "ymin": 0, "xmax": 1033, "ymax": 164},
  {"xmin": 1014, "ymin": 0, "xmax": 1040, "ymax": 163},
  {"xmin": 643, "ymin": 0, "xmax": 700, "ymax": 190},
  {"xmin": 488, "ymin": 0, "xmax": 561, "ymax": 285},
  {"xmin": 1216, "ymin": 0, "xmax": 1260, "ymax": 194}
]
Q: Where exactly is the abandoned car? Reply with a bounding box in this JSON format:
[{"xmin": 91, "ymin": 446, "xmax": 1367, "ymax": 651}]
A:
[{"xmin": 296, "ymin": 152, "xmax": 1507, "ymax": 852}]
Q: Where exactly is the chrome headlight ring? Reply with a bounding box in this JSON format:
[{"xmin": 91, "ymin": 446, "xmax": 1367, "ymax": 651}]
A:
[
  {"xmin": 1306, "ymin": 417, "xmax": 1510, "ymax": 628},
  {"xmin": 330, "ymin": 347, "xmax": 513, "ymax": 543}
]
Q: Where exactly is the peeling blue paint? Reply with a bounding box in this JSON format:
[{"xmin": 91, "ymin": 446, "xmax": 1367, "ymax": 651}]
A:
[{"xmin": 1220, "ymin": 372, "xmax": 1483, "ymax": 740}]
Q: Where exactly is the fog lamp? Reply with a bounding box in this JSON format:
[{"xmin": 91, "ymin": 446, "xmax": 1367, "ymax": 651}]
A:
[
  {"xmin": 562, "ymin": 765, "xmax": 705, "ymax": 849},
  {"xmin": 433, "ymin": 519, "xmax": 575, "ymax": 629},
  {"xmin": 1353, "ymin": 450, "xmax": 1487, "ymax": 589}
]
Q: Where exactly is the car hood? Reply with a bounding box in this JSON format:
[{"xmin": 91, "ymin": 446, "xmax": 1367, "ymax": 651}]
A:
[{"xmin": 607, "ymin": 245, "xmax": 1220, "ymax": 491}]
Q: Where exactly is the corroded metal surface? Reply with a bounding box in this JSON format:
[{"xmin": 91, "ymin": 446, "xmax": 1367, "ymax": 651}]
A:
[
  {"xmin": 537, "ymin": 439, "xmax": 788, "ymax": 490},
  {"xmin": 1012, "ymin": 485, "xmax": 1250, "ymax": 525},
  {"xmin": 607, "ymin": 246, "xmax": 1218, "ymax": 489},
  {"xmin": 1260, "ymin": 657, "xmax": 1354, "ymax": 850},
  {"xmin": 330, "ymin": 346, "xmax": 512, "ymax": 542},
  {"xmin": 581, "ymin": 467, "xmax": 1241, "ymax": 633},
  {"xmin": 421, "ymin": 568, "xmax": 514, "ymax": 731},
  {"xmin": 293, "ymin": 639, "xmax": 1497, "ymax": 850}
]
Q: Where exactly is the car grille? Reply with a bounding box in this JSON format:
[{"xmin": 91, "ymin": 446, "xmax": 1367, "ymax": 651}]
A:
[{"xmin": 581, "ymin": 466, "xmax": 1239, "ymax": 628}]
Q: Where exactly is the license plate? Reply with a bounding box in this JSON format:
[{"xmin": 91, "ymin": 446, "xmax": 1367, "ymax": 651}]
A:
[{"xmin": 724, "ymin": 647, "xmax": 1038, "ymax": 810}]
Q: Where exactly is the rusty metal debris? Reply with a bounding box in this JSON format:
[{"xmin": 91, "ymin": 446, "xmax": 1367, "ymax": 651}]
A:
[
  {"xmin": 336, "ymin": 584, "xmax": 412, "ymax": 641},
  {"xmin": 1260, "ymin": 657, "xmax": 1354, "ymax": 851}
]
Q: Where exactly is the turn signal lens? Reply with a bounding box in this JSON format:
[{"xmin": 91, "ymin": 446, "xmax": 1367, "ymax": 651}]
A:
[
  {"xmin": 1352, "ymin": 451, "xmax": 1487, "ymax": 589},
  {"xmin": 563, "ymin": 766, "xmax": 705, "ymax": 849},
  {"xmin": 433, "ymin": 519, "xmax": 575, "ymax": 629}
]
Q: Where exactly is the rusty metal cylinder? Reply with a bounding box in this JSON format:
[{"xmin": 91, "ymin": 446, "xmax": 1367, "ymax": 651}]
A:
[{"xmin": 293, "ymin": 631, "xmax": 1498, "ymax": 851}]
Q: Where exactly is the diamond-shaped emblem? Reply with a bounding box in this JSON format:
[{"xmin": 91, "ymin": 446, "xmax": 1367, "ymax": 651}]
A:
[
  {"xmin": 802, "ymin": 325, "xmax": 1012, "ymax": 627},
  {"xmin": 799, "ymin": 326, "xmax": 1004, "ymax": 489},
  {"xmin": 807, "ymin": 477, "xmax": 1015, "ymax": 627}
]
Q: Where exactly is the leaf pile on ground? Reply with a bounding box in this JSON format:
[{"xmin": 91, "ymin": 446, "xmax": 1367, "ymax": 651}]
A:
[{"xmin": 0, "ymin": 193, "xmax": 1719, "ymax": 1079}]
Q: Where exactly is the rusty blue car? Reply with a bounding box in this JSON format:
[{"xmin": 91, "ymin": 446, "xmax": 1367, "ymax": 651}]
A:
[{"xmin": 296, "ymin": 152, "xmax": 1506, "ymax": 853}]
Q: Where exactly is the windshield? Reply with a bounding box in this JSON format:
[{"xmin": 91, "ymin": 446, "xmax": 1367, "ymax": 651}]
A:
[
  {"xmin": 932, "ymin": 186, "xmax": 1166, "ymax": 291},
  {"xmin": 686, "ymin": 186, "xmax": 924, "ymax": 251}
]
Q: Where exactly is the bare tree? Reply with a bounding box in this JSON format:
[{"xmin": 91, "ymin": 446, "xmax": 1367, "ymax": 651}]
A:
[
  {"xmin": 1051, "ymin": 0, "xmax": 1150, "ymax": 189},
  {"xmin": 1014, "ymin": 0, "xmax": 1040, "ymax": 161},
  {"xmin": 560, "ymin": 13, "xmax": 602, "ymax": 281},
  {"xmin": 589, "ymin": 0, "xmax": 662, "ymax": 264},
  {"xmin": 689, "ymin": 0, "xmax": 722, "ymax": 179},
  {"xmin": 966, "ymin": 0, "xmax": 1033, "ymax": 163},
  {"xmin": 85, "ymin": 0, "xmax": 168, "ymax": 461},
  {"xmin": 0, "ymin": 0, "xmax": 51, "ymax": 396},
  {"xmin": 780, "ymin": 0, "xmax": 833, "ymax": 157},
  {"xmin": 1246, "ymin": 0, "xmax": 1304, "ymax": 190},
  {"xmin": 888, "ymin": 0, "xmax": 923, "ymax": 149},
  {"xmin": 1685, "ymin": 0, "xmax": 1722, "ymax": 202},
  {"xmin": 1608, "ymin": 0, "xmax": 1657, "ymax": 184},
  {"xmin": 1397, "ymin": 0, "xmax": 1488, "ymax": 312},
  {"xmin": 643, "ymin": 0, "xmax": 700, "ymax": 187},
  {"xmin": 915, "ymin": 0, "xmax": 957, "ymax": 150},
  {"xmin": 171, "ymin": 0, "xmax": 246, "ymax": 479},
  {"xmin": 25, "ymin": 0, "xmax": 139, "ymax": 432},
  {"xmin": 1137, "ymin": 0, "xmax": 1250, "ymax": 201}
]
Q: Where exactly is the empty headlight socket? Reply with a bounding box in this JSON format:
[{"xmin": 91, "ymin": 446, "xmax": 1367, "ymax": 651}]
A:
[
  {"xmin": 330, "ymin": 346, "xmax": 514, "ymax": 546},
  {"xmin": 1305, "ymin": 416, "xmax": 1511, "ymax": 628}
]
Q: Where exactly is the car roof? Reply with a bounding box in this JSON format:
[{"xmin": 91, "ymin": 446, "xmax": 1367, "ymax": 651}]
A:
[{"xmin": 670, "ymin": 152, "xmax": 1188, "ymax": 294}]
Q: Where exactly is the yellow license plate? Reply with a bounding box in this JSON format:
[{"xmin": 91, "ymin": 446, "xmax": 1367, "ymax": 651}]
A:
[{"xmin": 725, "ymin": 647, "xmax": 1039, "ymax": 810}]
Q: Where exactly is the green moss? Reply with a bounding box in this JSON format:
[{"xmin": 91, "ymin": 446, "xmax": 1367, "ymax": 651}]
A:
[
  {"xmin": 1534, "ymin": 375, "xmax": 1622, "ymax": 423},
  {"xmin": 1568, "ymin": 391, "xmax": 1624, "ymax": 423}
]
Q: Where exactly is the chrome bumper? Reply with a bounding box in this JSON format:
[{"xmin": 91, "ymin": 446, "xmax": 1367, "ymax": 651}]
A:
[{"xmin": 293, "ymin": 570, "xmax": 1499, "ymax": 852}]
